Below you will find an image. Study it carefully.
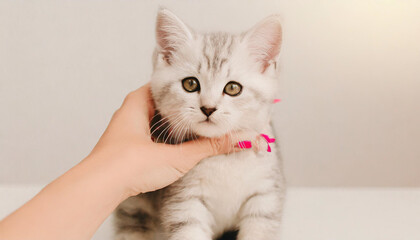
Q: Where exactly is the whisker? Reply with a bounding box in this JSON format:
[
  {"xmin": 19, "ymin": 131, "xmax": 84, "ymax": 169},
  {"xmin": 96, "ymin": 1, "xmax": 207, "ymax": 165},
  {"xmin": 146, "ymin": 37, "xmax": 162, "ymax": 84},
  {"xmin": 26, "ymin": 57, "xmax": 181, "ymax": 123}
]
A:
[
  {"xmin": 149, "ymin": 111, "xmax": 180, "ymax": 133},
  {"xmin": 154, "ymin": 113, "xmax": 184, "ymax": 143},
  {"xmin": 164, "ymin": 113, "xmax": 187, "ymax": 144}
]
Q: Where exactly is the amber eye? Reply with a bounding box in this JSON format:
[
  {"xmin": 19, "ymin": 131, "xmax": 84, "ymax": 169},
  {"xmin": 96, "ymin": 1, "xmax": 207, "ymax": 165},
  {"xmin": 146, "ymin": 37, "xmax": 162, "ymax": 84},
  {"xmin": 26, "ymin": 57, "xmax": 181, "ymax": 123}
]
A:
[
  {"xmin": 224, "ymin": 81, "xmax": 242, "ymax": 96},
  {"xmin": 182, "ymin": 77, "xmax": 200, "ymax": 92}
]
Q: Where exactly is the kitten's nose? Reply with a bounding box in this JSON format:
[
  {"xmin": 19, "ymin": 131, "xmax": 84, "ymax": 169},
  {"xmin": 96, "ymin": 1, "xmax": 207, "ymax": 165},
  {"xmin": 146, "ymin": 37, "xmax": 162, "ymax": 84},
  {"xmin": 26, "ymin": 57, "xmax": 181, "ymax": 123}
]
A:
[{"xmin": 200, "ymin": 107, "xmax": 217, "ymax": 117}]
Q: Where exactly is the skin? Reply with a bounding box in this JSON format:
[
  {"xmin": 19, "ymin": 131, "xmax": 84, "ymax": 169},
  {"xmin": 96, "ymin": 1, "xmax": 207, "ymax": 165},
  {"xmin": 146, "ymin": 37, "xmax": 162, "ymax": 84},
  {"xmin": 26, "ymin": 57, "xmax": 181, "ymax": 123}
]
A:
[{"xmin": 0, "ymin": 83, "xmax": 249, "ymax": 240}]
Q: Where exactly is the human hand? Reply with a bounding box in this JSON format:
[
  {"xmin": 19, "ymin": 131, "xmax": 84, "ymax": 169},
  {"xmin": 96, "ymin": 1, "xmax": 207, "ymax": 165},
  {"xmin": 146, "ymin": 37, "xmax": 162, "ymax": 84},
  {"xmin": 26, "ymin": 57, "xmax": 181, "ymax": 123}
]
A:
[
  {"xmin": 86, "ymin": 83, "xmax": 248, "ymax": 197},
  {"xmin": 0, "ymin": 83, "xmax": 256, "ymax": 240}
]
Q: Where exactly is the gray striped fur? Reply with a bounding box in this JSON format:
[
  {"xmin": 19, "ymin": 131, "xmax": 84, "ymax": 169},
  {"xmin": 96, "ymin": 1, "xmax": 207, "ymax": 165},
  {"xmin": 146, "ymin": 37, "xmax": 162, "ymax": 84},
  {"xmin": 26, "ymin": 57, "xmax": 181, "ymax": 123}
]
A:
[{"xmin": 114, "ymin": 8, "xmax": 284, "ymax": 240}]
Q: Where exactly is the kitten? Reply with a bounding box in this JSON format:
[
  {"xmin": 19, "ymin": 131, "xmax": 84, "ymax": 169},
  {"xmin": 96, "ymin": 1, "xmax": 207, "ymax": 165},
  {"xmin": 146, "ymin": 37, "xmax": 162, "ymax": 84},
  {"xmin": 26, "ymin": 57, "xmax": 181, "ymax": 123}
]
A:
[{"xmin": 114, "ymin": 8, "xmax": 285, "ymax": 240}]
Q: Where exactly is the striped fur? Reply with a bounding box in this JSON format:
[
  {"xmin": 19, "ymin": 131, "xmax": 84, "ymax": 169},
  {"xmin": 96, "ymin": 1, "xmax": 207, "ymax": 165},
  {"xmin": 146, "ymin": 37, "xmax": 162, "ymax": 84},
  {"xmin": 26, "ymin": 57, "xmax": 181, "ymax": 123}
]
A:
[{"xmin": 114, "ymin": 8, "xmax": 284, "ymax": 240}]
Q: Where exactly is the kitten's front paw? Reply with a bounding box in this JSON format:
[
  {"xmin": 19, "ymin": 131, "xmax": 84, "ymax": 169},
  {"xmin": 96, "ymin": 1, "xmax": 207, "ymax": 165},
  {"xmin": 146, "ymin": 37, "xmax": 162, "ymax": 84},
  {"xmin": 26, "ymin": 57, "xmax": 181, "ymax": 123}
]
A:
[{"xmin": 167, "ymin": 225, "xmax": 212, "ymax": 240}]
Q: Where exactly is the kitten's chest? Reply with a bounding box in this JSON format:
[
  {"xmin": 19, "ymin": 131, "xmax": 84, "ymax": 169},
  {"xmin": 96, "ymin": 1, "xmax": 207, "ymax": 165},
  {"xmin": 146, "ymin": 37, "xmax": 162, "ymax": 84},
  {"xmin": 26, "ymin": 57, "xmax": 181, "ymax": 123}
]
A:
[
  {"xmin": 188, "ymin": 150, "xmax": 278, "ymax": 229},
  {"xmin": 198, "ymin": 151, "xmax": 267, "ymax": 194}
]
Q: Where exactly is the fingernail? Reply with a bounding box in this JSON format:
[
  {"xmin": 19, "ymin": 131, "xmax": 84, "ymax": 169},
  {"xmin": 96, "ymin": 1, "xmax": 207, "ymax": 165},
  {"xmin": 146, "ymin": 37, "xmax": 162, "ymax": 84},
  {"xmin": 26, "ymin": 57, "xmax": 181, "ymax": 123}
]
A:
[
  {"xmin": 273, "ymin": 99, "xmax": 281, "ymax": 104},
  {"xmin": 238, "ymin": 141, "xmax": 252, "ymax": 149}
]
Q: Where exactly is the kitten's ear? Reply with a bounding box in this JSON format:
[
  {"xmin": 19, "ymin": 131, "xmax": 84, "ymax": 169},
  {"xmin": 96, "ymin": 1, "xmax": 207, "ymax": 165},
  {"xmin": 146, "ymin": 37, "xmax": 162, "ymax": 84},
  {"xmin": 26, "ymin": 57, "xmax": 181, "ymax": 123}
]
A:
[
  {"xmin": 156, "ymin": 8, "xmax": 193, "ymax": 64},
  {"xmin": 244, "ymin": 15, "xmax": 282, "ymax": 72}
]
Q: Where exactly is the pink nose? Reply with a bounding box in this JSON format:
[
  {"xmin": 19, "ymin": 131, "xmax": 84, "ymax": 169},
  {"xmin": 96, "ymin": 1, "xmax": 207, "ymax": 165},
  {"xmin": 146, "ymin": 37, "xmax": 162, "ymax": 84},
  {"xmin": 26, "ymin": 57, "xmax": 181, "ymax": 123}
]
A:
[{"xmin": 200, "ymin": 107, "xmax": 217, "ymax": 117}]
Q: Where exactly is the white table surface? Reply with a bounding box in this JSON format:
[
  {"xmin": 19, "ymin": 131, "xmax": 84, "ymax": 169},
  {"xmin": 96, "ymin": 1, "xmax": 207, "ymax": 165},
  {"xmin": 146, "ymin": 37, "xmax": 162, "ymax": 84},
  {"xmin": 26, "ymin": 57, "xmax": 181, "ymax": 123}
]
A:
[{"xmin": 1, "ymin": 185, "xmax": 419, "ymax": 240}]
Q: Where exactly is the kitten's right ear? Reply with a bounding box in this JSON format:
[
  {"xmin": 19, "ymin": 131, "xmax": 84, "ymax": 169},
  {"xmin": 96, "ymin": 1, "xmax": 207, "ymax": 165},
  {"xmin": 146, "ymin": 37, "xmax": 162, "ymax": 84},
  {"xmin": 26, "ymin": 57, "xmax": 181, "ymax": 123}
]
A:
[
  {"xmin": 244, "ymin": 15, "xmax": 282, "ymax": 73},
  {"xmin": 156, "ymin": 8, "xmax": 193, "ymax": 64}
]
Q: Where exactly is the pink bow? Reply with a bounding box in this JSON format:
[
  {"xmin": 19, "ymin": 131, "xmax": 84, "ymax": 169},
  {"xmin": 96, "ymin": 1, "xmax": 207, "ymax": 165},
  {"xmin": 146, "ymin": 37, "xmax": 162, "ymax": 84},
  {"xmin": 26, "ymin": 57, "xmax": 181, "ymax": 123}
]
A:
[{"xmin": 260, "ymin": 133, "xmax": 276, "ymax": 152}]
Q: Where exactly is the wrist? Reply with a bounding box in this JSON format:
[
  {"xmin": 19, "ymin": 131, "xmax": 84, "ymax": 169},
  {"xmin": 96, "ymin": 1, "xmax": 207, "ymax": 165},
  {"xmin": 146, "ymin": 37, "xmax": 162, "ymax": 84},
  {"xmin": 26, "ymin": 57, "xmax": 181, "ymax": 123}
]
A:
[{"xmin": 80, "ymin": 154, "xmax": 134, "ymax": 201}]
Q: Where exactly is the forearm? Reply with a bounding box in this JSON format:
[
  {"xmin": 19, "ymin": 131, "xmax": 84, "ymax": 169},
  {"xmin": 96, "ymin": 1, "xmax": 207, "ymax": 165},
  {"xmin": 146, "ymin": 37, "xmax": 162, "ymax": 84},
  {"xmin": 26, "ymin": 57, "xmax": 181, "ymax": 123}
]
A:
[
  {"xmin": 0, "ymin": 155, "xmax": 130, "ymax": 240},
  {"xmin": 0, "ymin": 83, "xmax": 243, "ymax": 240}
]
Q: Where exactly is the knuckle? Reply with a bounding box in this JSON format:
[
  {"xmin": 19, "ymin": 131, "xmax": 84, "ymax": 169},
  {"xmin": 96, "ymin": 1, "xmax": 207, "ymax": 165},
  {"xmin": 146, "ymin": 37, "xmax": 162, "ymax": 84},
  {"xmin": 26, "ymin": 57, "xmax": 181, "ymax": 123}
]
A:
[
  {"xmin": 112, "ymin": 108, "xmax": 122, "ymax": 118},
  {"xmin": 124, "ymin": 91, "xmax": 136, "ymax": 101},
  {"xmin": 209, "ymin": 138, "xmax": 223, "ymax": 154}
]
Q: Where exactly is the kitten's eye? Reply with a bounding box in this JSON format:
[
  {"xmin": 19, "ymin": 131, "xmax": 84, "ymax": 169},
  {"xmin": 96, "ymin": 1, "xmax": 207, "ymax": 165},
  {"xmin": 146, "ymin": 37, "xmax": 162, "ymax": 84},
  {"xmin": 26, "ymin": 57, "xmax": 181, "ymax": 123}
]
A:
[
  {"xmin": 182, "ymin": 77, "xmax": 200, "ymax": 92},
  {"xmin": 224, "ymin": 81, "xmax": 242, "ymax": 96}
]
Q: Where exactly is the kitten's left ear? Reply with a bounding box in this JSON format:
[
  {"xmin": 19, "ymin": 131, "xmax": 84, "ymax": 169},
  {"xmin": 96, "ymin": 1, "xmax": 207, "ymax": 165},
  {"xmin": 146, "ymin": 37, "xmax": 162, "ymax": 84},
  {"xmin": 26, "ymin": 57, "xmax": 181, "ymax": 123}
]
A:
[{"xmin": 244, "ymin": 15, "xmax": 282, "ymax": 72}]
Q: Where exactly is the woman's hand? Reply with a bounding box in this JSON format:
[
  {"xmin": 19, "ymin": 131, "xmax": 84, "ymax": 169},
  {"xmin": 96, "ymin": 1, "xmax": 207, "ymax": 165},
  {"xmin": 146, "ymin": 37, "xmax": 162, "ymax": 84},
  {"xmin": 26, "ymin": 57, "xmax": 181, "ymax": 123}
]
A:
[
  {"xmin": 0, "ymin": 83, "xmax": 248, "ymax": 240},
  {"xmin": 87, "ymin": 83, "xmax": 244, "ymax": 196}
]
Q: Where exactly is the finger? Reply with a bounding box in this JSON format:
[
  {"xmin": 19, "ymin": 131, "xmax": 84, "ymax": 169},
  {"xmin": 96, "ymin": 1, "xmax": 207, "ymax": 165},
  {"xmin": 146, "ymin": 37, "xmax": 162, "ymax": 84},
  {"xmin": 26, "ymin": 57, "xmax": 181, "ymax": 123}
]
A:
[
  {"xmin": 121, "ymin": 83, "xmax": 155, "ymax": 120},
  {"xmin": 116, "ymin": 83, "xmax": 155, "ymax": 136},
  {"xmin": 169, "ymin": 134, "xmax": 251, "ymax": 166}
]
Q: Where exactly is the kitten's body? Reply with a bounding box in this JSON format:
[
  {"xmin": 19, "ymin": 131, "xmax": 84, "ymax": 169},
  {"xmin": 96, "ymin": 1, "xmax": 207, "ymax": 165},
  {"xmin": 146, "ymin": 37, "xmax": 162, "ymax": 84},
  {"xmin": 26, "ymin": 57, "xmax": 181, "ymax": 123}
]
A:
[
  {"xmin": 115, "ymin": 9, "xmax": 285, "ymax": 240},
  {"xmin": 160, "ymin": 128, "xmax": 284, "ymax": 239}
]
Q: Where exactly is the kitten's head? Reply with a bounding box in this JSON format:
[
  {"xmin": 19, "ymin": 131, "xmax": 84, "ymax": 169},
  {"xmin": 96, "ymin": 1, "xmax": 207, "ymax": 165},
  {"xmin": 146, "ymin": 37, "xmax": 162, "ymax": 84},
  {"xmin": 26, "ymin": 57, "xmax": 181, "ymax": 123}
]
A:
[{"xmin": 150, "ymin": 9, "xmax": 282, "ymax": 139}]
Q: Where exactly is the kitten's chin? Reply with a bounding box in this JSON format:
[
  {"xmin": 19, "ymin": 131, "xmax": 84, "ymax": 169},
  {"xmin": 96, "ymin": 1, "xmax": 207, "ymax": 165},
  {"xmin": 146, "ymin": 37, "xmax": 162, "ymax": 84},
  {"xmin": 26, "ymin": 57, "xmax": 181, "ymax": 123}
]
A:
[{"xmin": 192, "ymin": 122, "xmax": 229, "ymax": 138}]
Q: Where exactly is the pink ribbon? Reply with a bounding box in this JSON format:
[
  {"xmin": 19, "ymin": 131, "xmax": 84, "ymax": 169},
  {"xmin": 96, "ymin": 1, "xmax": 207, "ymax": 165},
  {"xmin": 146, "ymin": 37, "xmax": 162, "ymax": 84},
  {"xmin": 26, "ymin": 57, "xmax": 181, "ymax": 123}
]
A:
[
  {"xmin": 260, "ymin": 133, "xmax": 276, "ymax": 152},
  {"xmin": 237, "ymin": 140, "xmax": 252, "ymax": 149},
  {"xmin": 237, "ymin": 135, "xmax": 276, "ymax": 152}
]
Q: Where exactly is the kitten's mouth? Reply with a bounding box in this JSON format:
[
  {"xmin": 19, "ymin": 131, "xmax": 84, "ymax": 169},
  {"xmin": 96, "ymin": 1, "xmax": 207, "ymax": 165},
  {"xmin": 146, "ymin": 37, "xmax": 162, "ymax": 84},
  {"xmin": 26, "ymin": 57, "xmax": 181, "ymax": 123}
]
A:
[{"xmin": 200, "ymin": 118, "xmax": 215, "ymax": 124}]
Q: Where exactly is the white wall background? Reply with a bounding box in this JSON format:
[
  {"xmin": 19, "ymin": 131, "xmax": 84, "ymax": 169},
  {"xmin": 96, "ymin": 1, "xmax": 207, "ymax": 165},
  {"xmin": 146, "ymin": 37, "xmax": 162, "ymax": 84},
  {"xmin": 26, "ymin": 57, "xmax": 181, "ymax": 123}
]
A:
[{"xmin": 1, "ymin": 0, "xmax": 419, "ymax": 187}]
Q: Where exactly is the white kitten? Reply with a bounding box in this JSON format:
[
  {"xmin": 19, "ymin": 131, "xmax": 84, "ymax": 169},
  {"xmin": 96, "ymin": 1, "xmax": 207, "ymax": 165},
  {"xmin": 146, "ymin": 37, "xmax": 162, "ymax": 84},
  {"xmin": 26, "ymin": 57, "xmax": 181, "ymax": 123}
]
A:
[{"xmin": 114, "ymin": 8, "xmax": 285, "ymax": 240}]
